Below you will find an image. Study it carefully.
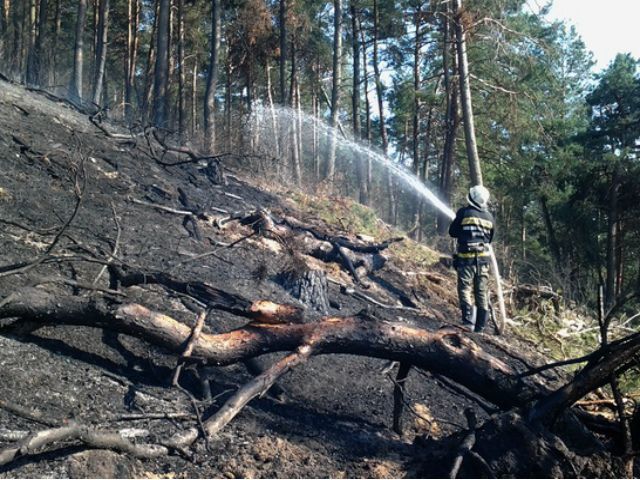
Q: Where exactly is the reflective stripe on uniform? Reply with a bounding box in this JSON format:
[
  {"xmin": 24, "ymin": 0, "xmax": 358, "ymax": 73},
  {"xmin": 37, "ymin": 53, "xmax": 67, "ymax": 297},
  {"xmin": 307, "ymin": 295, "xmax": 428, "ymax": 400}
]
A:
[
  {"xmin": 457, "ymin": 251, "xmax": 490, "ymax": 258},
  {"xmin": 461, "ymin": 217, "xmax": 493, "ymax": 229}
]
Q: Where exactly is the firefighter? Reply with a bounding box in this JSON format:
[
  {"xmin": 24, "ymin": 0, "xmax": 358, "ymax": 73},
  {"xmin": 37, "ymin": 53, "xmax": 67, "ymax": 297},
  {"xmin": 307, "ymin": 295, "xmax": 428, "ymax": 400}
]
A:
[{"xmin": 448, "ymin": 185, "xmax": 494, "ymax": 332}]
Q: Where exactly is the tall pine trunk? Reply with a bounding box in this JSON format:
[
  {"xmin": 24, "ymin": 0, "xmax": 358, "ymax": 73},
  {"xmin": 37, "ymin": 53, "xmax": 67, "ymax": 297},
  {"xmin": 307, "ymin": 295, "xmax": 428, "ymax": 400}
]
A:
[
  {"xmin": 204, "ymin": 0, "xmax": 220, "ymax": 154},
  {"xmin": 224, "ymin": 55, "xmax": 232, "ymax": 151},
  {"xmin": 153, "ymin": 0, "xmax": 170, "ymax": 127},
  {"xmin": 24, "ymin": 0, "xmax": 36, "ymax": 85},
  {"xmin": 452, "ymin": 0, "xmax": 482, "ymax": 186},
  {"xmin": 29, "ymin": 0, "xmax": 47, "ymax": 86},
  {"xmin": 359, "ymin": 17, "xmax": 372, "ymax": 193},
  {"xmin": 141, "ymin": 0, "xmax": 158, "ymax": 122},
  {"xmin": 290, "ymin": 39, "xmax": 301, "ymax": 184},
  {"xmin": 124, "ymin": 0, "xmax": 138, "ymax": 124},
  {"xmin": 278, "ymin": 0, "xmax": 286, "ymax": 106},
  {"xmin": 325, "ymin": 0, "xmax": 342, "ymax": 180},
  {"xmin": 351, "ymin": 1, "xmax": 368, "ymax": 205},
  {"xmin": 266, "ymin": 63, "xmax": 279, "ymax": 157},
  {"xmin": 0, "ymin": 0, "xmax": 5, "ymax": 57},
  {"xmin": 411, "ymin": 3, "xmax": 423, "ymax": 236},
  {"xmin": 52, "ymin": 0, "xmax": 61, "ymax": 85},
  {"xmin": 605, "ymin": 166, "xmax": 621, "ymax": 308},
  {"xmin": 438, "ymin": 8, "xmax": 459, "ymax": 234},
  {"xmin": 69, "ymin": 0, "xmax": 88, "ymax": 103},
  {"xmin": 176, "ymin": 0, "xmax": 185, "ymax": 138},
  {"xmin": 191, "ymin": 57, "xmax": 198, "ymax": 135},
  {"xmin": 372, "ymin": 0, "xmax": 395, "ymax": 223},
  {"xmin": 91, "ymin": 0, "xmax": 109, "ymax": 106}
]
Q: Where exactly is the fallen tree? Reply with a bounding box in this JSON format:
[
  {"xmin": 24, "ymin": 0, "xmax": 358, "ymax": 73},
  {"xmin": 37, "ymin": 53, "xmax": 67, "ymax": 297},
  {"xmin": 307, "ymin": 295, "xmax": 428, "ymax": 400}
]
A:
[{"xmin": 0, "ymin": 282, "xmax": 636, "ymax": 476}]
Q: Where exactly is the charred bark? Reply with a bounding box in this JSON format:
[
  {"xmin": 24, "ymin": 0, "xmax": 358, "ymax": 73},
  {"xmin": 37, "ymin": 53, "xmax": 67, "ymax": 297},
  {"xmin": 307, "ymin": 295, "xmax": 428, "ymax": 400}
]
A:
[
  {"xmin": 278, "ymin": 263, "xmax": 330, "ymax": 314},
  {"xmin": 0, "ymin": 288, "xmax": 538, "ymax": 411},
  {"xmin": 232, "ymin": 209, "xmax": 402, "ymax": 284}
]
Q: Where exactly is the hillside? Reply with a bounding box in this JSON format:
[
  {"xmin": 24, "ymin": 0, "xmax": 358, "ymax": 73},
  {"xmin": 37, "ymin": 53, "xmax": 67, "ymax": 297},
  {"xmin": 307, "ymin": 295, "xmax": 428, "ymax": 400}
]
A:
[{"xmin": 0, "ymin": 80, "xmax": 627, "ymax": 478}]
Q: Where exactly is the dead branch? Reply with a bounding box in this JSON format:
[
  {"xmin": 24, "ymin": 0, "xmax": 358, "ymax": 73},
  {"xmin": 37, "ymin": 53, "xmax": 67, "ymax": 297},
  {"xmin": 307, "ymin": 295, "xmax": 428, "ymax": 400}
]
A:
[
  {"xmin": 0, "ymin": 217, "xmax": 58, "ymax": 235},
  {"xmin": 114, "ymin": 412, "xmax": 192, "ymax": 421},
  {"xmin": 328, "ymin": 277, "xmax": 419, "ymax": 311},
  {"xmin": 0, "ymin": 149, "xmax": 86, "ymax": 278},
  {"xmin": 172, "ymin": 310, "xmax": 209, "ymax": 386},
  {"xmin": 528, "ymin": 333, "xmax": 640, "ymax": 424},
  {"xmin": 145, "ymin": 127, "xmax": 232, "ymax": 168},
  {"xmin": 0, "ymin": 399, "xmax": 59, "ymax": 427},
  {"xmin": 0, "ymin": 422, "xmax": 167, "ymax": 466},
  {"xmin": 34, "ymin": 277, "xmax": 125, "ymax": 296},
  {"xmin": 91, "ymin": 203, "xmax": 121, "ymax": 287},
  {"xmin": 205, "ymin": 346, "xmax": 312, "ymax": 436},
  {"xmin": 129, "ymin": 196, "xmax": 194, "ymax": 216},
  {"xmin": 611, "ymin": 376, "xmax": 634, "ymax": 477},
  {"xmin": 169, "ymin": 346, "xmax": 314, "ymax": 448},
  {"xmin": 392, "ymin": 362, "xmax": 412, "ymax": 435},
  {"xmin": 88, "ymin": 110, "xmax": 138, "ymax": 140},
  {"xmin": 467, "ymin": 450, "xmax": 496, "ymax": 478},
  {"xmin": 449, "ymin": 409, "xmax": 478, "ymax": 479}
]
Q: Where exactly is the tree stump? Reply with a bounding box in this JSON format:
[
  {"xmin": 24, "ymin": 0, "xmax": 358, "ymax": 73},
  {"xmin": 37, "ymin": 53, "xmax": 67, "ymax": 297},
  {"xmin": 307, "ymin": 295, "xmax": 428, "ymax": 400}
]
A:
[
  {"xmin": 279, "ymin": 265, "xmax": 330, "ymax": 315},
  {"xmin": 202, "ymin": 159, "xmax": 226, "ymax": 185}
]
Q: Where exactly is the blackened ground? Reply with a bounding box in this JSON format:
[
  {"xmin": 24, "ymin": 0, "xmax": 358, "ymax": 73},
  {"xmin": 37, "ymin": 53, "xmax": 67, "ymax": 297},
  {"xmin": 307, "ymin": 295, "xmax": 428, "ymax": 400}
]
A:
[{"xmin": 0, "ymin": 80, "xmax": 571, "ymax": 478}]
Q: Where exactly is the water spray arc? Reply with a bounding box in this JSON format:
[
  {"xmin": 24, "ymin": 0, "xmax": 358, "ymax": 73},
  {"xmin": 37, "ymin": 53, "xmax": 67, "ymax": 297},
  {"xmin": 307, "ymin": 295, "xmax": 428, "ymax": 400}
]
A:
[{"xmin": 248, "ymin": 104, "xmax": 508, "ymax": 331}]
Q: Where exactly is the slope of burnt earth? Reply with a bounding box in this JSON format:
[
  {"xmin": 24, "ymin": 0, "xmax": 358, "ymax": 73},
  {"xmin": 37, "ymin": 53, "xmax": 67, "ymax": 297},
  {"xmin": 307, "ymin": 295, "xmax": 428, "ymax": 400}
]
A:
[{"xmin": 0, "ymin": 80, "xmax": 627, "ymax": 478}]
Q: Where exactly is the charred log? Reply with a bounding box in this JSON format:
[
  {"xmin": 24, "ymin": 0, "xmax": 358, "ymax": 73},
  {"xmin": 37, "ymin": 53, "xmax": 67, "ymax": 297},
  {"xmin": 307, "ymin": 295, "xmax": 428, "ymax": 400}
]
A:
[
  {"xmin": 232, "ymin": 209, "xmax": 402, "ymax": 284},
  {"xmin": 0, "ymin": 288, "xmax": 539, "ymax": 410},
  {"xmin": 108, "ymin": 266, "xmax": 304, "ymax": 323}
]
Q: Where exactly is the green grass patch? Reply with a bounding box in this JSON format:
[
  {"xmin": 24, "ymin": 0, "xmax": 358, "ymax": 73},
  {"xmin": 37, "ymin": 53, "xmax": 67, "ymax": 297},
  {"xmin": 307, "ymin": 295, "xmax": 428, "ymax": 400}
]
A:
[{"xmin": 289, "ymin": 192, "xmax": 383, "ymax": 237}]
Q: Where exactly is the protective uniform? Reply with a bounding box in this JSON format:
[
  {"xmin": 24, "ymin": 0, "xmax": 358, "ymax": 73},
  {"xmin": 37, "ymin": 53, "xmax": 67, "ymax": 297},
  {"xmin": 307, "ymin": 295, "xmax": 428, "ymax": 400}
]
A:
[{"xmin": 448, "ymin": 186, "xmax": 495, "ymax": 332}]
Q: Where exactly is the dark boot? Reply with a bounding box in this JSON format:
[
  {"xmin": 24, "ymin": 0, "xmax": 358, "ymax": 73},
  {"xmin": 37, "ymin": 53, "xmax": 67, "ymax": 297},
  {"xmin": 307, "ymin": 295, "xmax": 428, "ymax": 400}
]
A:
[
  {"xmin": 461, "ymin": 303, "xmax": 474, "ymax": 329},
  {"xmin": 474, "ymin": 308, "xmax": 490, "ymax": 333}
]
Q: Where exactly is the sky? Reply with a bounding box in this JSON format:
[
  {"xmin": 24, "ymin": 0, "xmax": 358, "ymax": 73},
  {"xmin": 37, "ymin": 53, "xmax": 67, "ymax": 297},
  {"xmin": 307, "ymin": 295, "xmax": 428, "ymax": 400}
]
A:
[{"xmin": 541, "ymin": 0, "xmax": 640, "ymax": 72}]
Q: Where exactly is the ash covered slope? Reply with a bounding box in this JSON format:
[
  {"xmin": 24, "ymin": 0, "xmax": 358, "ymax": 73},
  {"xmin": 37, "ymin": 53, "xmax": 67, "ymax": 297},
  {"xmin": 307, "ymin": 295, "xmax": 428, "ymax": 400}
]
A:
[
  {"xmin": 0, "ymin": 80, "xmax": 474, "ymax": 478},
  {"xmin": 0, "ymin": 81, "xmax": 620, "ymax": 479}
]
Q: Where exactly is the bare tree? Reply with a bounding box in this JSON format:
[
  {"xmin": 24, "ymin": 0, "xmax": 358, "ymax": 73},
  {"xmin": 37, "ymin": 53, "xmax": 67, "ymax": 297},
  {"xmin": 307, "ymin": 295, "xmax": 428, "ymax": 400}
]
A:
[
  {"xmin": 124, "ymin": 0, "xmax": 139, "ymax": 124},
  {"xmin": 438, "ymin": 3, "xmax": 459, "ymax": 234},
  {"xmin": 25, "ymin": 0, "xmax": 47, "ymax": 86},
  {"xmin": 325, "ymin": 0, "xmax": 342, "ymax": 181},
  {"xmin": 69, "ymin": 0, "xmax": 88, "ymax": 103},
  {"xmin": 91, "ymin": 0, "xmax": 110, "ymax": 106},
  {"xmin": 51, "ymin": 0, "xmax": 62, "ymax": 85},
  {"xmin": 372, "ymin": 0, "xmax": 396, "ymax": 223},
  {"xmin": 351, "ymin": 0, "xmax": 368, "ymax": 205},
  {"xmin": 153, "ymin": 0, "xmax": 170, "ymax": 127},
  {"xmin": 204, "ymin": 0, "xmax": 220, "ymax": 153},
  {"xmin": 177, "ymin": 0, "xmax": 186, "ymax": 138},
  {"xmin": 452, "ymin": 0, "xmax": 482, "ymax": 186},
  {"xmin": 278, "ymin": 0, "xmax": 286, "ymax": 106}
]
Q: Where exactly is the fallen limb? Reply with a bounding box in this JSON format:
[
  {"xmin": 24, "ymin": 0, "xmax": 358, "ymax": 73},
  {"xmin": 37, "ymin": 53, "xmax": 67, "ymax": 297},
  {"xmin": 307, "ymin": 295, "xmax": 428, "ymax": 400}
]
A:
[
  {"xmin": 0, "ymin": 399, "xmax": 59, "ymax": 428},
  {"xmin": 231, "ymin": 209, "xmax": 403, "ymax": 284},
  {"xmin": 114, "ymin": 412, "xmax": 192, "ymax": 421},
  {"xmin": 172, "ymin": 310, "xmax": 209, "ymax": 386},
  {"xmin": 108, "ymin": 266, "xmax": 304, "ymax": 323},
  {"xmin": 169, "ymin": 346, "xmax": 314, "ymax": 448},
  {"xmin": 208, "ymin": 346, "xmax": 312, "ymax": 433},
  {"xmin": 528, "ymin": 332, "xmax": 640, "ymax": 424},
  {"xmin": 0, "ymin": 288, "xmax": 538, "ymax": 411},
  {"xmin": 392, "ymin": 362, "xmax": 412, "ymax": 435},
  {"xmin": 0, "ymin": 422, "xmax": 167, "ymax": 466},
  {"xmin": 449, "ymin": 409, "xmax": 477, "ymax": 479}
]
